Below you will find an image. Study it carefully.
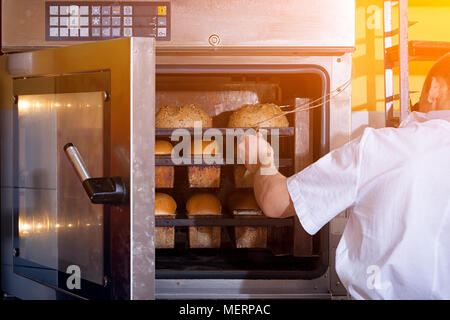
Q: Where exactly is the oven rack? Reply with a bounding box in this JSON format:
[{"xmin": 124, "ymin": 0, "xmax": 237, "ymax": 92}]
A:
[
  {"xmin": 155, "ymin": 127, "xmax": 295, "ymax": 136},
  {"xmin": 155, "ymin": 217, "xmax": 294, "ymax": 227}
]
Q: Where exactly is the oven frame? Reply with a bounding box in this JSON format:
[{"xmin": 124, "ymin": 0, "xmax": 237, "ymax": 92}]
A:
[{"xmin": 1, "ymin": 38, "xmax": 352, "ymax": 299}]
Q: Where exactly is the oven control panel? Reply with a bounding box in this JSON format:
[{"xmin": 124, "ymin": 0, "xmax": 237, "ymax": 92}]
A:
[{"xmin": 45, "ymin": 2, "xmax": 170, "ymax": 41}]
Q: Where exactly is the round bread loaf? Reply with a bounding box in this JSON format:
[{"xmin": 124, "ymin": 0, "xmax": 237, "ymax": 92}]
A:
[
  {"xmin": 156, "ymin": 104, "xmax": 213, "ymax": 128},
  {"xmin": 155, "ymin": 140, "xmax": 173, "ymax": 155},
  {"xmin": 186, "ymin": 193, "xmax": 222, "ymax": 215},
  {"xmin": 227, "ymin": 103, "xmax": 289, "ymax": 128},
  {"xmin": 228, "ymin": 190, "xmax": 259, "ymax": 210},
  {"xmin": 191, "ymin": 140, "xmax": 219, "ymax": 155},
  {"xmin": 155, "ymin": 193, "xmax": 177, "ymax": 216}
]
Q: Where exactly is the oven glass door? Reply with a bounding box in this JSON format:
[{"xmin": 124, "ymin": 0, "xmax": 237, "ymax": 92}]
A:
[
  {"xmin": 2, "ymin": 37, "xmax": 156, "ymax": 300},
  {"xmin": 13, "ymin": 73, "xmax": 111, "ymax": 299}
]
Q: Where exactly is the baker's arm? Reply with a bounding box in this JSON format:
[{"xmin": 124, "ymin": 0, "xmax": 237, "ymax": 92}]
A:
[
  {"xmin": 253, "ymin": 168, "xmax": 295, "ymax": 218},
  {"xmin": 238, "ymin": 132, "xmax": 294, "ymax": 218},
  {"xmin": 238, "ymin": 131, "xmax": 363, "ymax": 234}
]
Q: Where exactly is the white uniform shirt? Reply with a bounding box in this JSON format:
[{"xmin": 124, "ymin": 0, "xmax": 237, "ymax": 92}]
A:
[{"xmin": 286, "ymin": 111, "xmax": 450, "ymax": 299}]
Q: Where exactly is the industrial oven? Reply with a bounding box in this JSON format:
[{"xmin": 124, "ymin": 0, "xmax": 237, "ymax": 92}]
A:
[{"xmin": 0, "ymin": 0, "xmax": 355, "ymax": 300}]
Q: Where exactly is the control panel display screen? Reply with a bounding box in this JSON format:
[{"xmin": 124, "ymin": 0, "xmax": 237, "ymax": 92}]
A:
[{"xmin": 45, "ymin": 1, "xmax": 170, "ymax": 41}]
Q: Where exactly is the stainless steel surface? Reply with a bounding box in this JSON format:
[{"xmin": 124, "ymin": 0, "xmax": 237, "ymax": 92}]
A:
[
  {"xmin": 17, "ymin": 95, "xmax": 57, "ymax": 190},
  {"xmin": 1, "ymin": 38, "xmax": 156, "ymax": 299},
  {"xmin": 55, "ymin": 91, "xmax": 104, "ymax": 285},
  {"xmin": 18, "ymin": 188, "xmax": 58, "ymax": 272},
  {"xmin": 155, "ymin": 277, "xmax": 331, "ymax": 300},
  {"xmin": 14, "ymin": 90, "xmax": 105, "ymax": 287},
  {"xmin": 0, "ymin": 69, "xmax": 58, "ymax": 298},
  {"xmin": 130, "ymin": 37, "xmax": 156, "ymax": 300},
  {"xmin": 2, "ymin": 0, "xmax": 355, "ymax": 52},
  {"xmin": 64, "ymin": 144, "xmax": 92, "ymax": 182}
]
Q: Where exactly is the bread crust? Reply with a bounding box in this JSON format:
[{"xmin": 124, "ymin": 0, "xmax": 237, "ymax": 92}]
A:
[
  {"xmin": 155, "ymin": 193, "xmax": 177, "ymax": 215},
  {"xmin": 228, "ymin": 103, "xmax": 289, "ymax": 128},
  {"xmin": 156, "ymin": 104, "xmax": 213, "ymax": 128},
  {"xmin": 186, "ymin": 193, "xmax": 222, "ymax": 215},
  {"xmin": 155, "ymin": 140, "xmax": 174, "ymax": 155}
]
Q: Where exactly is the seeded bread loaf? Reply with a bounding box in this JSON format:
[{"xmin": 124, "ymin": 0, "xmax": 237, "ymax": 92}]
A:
[
  {"xmin": 227, "ymin": 103, "xmax": 289, "ymax": 128},
  {"xmin": 156, "ymin": 104, "xmax": 213, "ymax": 128}
]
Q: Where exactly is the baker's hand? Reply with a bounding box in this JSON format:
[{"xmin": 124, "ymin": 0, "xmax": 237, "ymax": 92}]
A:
[{"xmin": 237, "ymin": 131, "xmax": 276, "ymax": 174}]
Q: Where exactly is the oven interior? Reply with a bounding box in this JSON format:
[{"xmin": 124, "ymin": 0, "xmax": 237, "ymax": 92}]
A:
[{"xmin": 153, "ymin": 66, "xmax": 329, "ymax": 280}]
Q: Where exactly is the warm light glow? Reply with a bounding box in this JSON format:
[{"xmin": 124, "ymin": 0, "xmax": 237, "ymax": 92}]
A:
[
  {"xmin": 68, "ymin": 224, "xmax": 73, "ymax": 228},
  {"xmin": 18, "ymin": 100, "xmax": 31, "ymax": 112},
  {"xmin": 19, "ymin": 219, "xmax": 32, "ymax": 236}
]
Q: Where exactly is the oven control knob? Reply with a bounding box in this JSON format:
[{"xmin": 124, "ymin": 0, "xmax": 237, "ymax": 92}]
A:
[{"xmin": 208, "ymin": 34, "xmax": 221, "ymax": 46}]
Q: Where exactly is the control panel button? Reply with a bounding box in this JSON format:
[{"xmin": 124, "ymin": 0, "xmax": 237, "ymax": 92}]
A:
[
  {"xmin": 60, "ymin": 17, "xmax": 69, "ymax": 27},
  {"xmin": 49, "ymin": 17, "xmax": 59, "ymax": 26},
  {"xmin": 92, "ymin": 17, "xmax": 101, "ymax": 26},
  {"xmin": 124, "ymin": 17, "xmax": 132, "ymax": 26},
  {"xmin": 102, "ymin": 17, "xmax": 111, "ymax": 26},
  {"xmin": 112, "ymin": 17, "xmax": 121, "ymax": 26},
  {"xmin": 59, "ymin": 27, "xmax": 69, "ymax": 37},
  {"xmin": 92, "ymin": 6, "xmax": 101, "ymax": 15},
  {"xmin": 59, "ymin": 6, "xmax": 69, "ymax": 15},
  {"xmin": 102, "ymin": 27, "xmax": 111, "ymax": 37},
  {"xmin": 80, "ymin": 16, "xmax": 89, "ymax": 26},
  {"xmin": 70, "ymin": 28, "xmax": 79, "ymax": 37},
  {"xmin": 80, "ymin": 6, "xmax": 89, "ymax": 16},
  {"xmin": 49, "ymin": 6, "xmax": 59, "ymax": 15},
  {"xmin": 157, "ymin": 27, "xmax": 167, "ymax": 37},
  {"xmin": 123, "ymin": 27, "xmax": 132, "ymax": 37},
  {"xmin": 102, "ymin": 6, "xmax": 111, "ymax": 15},
  {"xmin": 92, "ymin": 28, "xmax": 101, "ymax": 37},
  {"xmin": 157, "ymin": 6, "xmax": 167, "ymax": 16},
  {"xmin": 49, "ymin": 27, "xmax": 59, "ymax": 37},
  {"xmin": 69, "ymin": 5, "xmax": 79, "ymax": 16},
  {"xmin": 70, "ymin": 17, "xmax": 79, "ymax": 27},
  {"xmin": 123, "ymin": 6, "xmax": 133, "ymax": 15},
  {"xmin": 158, "ymin": 16, "xmax": 166, "ymax": 26},
  {"xmin": 112, "ymin": 27, "xmax": 121, "ymax": 37},
  {"xmin": 80, "ymin": 28, "xmax": 89, "ymax": 37},
  {"xmin": 112, "ymin": 6, "xmax": 121, "ymax": 15}
]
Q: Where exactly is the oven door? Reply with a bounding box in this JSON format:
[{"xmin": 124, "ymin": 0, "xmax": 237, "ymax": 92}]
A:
[{"xmin": 0, "ymin": 38, "xmax": 155, "ymax": 300}]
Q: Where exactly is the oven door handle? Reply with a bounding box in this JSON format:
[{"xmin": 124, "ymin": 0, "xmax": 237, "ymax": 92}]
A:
[{"xmin": 63, "ymin": 143, "xmax": 129, "ymax": 205}]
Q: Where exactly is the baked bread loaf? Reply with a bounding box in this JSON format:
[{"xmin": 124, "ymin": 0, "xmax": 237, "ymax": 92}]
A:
[
  {"xmin": 229, "ymin": 191, "xmax": 267, "ymax": 249},
  {"xmin": 191, "ymin": 140, "xmax": 219, "ymax": 155},
  {"xmin": 227, "ymin": 103, "xmax": 289, "ymax": 128},
  {"xmin": 186, "ymin": 193, "xmax": 222, "ymax": 215},
  {"xmin": 155, "ymin": 193, "xmax": 177, "ymax": 215},
  {"xmin": 156, "ymin": 104, "xmax": 213, "ymax": 128},
  {"xmin": 188, "ymin": 139, "xmax": 221, "ymax": 188},
  {"xmin": 155, "ymin": 141, "xmax": 174, "ymax": 188},
  {"xmin": 154, "ymin": 193, "xmax": 177, "ymax": 249},
  {"xmin": 155, "ymin": 140, "xmax": 173, "ymax": 155},
  {"xmin": 186, "ymin": 193, "xmax": 222, "ymax": 248}
]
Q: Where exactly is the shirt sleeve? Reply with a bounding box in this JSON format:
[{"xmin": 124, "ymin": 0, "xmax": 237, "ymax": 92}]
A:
[{"xmin": 286, "ymin": 134, "xmax": 365, "ymax": 235}]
